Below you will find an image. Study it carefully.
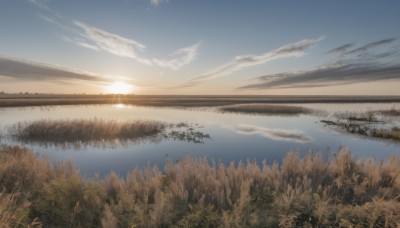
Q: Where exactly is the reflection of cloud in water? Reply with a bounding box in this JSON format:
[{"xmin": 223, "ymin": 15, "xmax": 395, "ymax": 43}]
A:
[{"xmin": 235, "ymin": 124, "xmax": 313, "ymax": 143}]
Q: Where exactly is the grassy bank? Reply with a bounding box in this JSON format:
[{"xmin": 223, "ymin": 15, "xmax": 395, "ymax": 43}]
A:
[
  {"xmin": 1, "ymin": 145, "xmax": 399, "ymax": 227},
  {"xmin": 220, "ymin": 104, "xmax": 314, "ymax": 115}
]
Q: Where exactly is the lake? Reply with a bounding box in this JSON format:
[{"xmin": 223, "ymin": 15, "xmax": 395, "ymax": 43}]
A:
[{"xmin": 1, "ymin": 103, "xmax": 400, "ymax": 177}]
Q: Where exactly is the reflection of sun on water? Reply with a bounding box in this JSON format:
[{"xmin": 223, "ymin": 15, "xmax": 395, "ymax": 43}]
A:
[
  {"xmin": 115, "ymin": 103, "xmax": 126, "ymax": 109},
  {"xmin": 107, "ymin": 82, "xmax": 134, "ymax": 94}
]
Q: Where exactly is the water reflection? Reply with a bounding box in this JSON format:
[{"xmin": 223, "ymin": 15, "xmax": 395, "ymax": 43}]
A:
[
  {"xmin": 235, "ymin": 124, "xmax": 313, "ymax": 143},
  {"xmin": 1, "ymin": 103, "xmax": 400, "ymax": 177},
  {"xmin": 115, "ymin": 103, "xmax": 126, "ymax": 109}
]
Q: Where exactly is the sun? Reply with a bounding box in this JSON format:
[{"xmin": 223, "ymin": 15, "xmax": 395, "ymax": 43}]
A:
[{"xmin": 106, "ymin": 82, "xmax": 134, "ymax": 94}]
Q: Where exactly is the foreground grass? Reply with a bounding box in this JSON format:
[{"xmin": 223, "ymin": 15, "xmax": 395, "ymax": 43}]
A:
[
  {"xmin": 1, "ymin": 145, "xmax": 400, "ymax": 227},
  {"xmin": 220, "ymin": 104, "xmax": 314, "ymax": 115}
]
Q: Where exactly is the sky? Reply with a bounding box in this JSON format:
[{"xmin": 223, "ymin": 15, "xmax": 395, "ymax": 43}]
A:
[{"xmin": 1, "ymin": 0, "xmax": 400, "ymax": 95}]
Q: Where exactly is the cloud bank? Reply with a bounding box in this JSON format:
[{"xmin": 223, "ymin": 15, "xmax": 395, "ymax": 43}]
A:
[
  {"xmin": 235, "ymin": 124, "xmax": 313, "ymax": 143},
  {"xmin": 239, "ymin": 38, "xmax": 400, "ymax": 90},
  {"xmin": 178, "ymin": 37, "xmax": 323, "ymax": 87},
  {"xmin": 0, "ymin": 55, "xmax": 111, "ymax": 83}
]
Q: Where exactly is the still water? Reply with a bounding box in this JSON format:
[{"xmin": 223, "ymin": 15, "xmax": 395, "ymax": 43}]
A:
[{"xmin": 1, "ymin": 103, "xmax": 399, "ymax": 177}]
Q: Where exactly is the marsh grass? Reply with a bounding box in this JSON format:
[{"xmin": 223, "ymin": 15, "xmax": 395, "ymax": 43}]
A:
[
  {"xmin": 219, "ymin": 104, "xmax": 314, "ymax": 116},
  {"xmin": 1, "ymin": 144, "xmax": 400, "ymax": 227},
  {"xmin": 7, "ymin": 119, "xmax": 211, "ymax": 148},
  {"xmin": 9, "ymin": 119, "xmax": 167, "ymax": 142}
]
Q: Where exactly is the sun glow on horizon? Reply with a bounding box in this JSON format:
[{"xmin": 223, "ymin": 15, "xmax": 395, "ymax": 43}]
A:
[{"xmin": 106, "ymin": 81, "xmax": 134, "ymax": 94}]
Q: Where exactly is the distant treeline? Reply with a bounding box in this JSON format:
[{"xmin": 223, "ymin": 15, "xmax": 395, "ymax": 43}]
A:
[{"xmin": 1, "ymin": 94, "xmax": 400, "ymax": 108}]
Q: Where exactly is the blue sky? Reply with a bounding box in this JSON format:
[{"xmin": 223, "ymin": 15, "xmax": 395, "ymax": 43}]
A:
[{"xmin": 1, "ymin": 0, "xmax": 400, "ymax": 95}]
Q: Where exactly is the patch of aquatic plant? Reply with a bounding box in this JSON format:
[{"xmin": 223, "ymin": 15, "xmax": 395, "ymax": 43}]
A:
[
  {"xmin": 220, "ymin": 104, "xmax": 314, "ymax": 116},
  {"xmin": 7, "ymin": 119, "xmax": 211, "ymax": 148},
  {"xmin": 1, "ymin": 144, "xmax": 400, "ymax": 227},
  {"xmin": 167, "ymin": 130, "xmax": 211, "ymax": 144},
  {"xmin": 164, "ymin": 122, "xmax": 211, "ymax": 144}
]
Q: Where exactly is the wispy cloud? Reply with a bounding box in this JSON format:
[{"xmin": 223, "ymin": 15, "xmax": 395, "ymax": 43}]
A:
[
  {"xmin": 73, "ymin": 21, "xmax": 152, "ymax": 65},
  {"xmin": 63, "ymin": 36, "xmax": 100, "ymax": 51},
  {"xmin": 73, "ymin": 21, "xmax": 200, "ymax": 68},
  {"xmin": 345, "ymin": 38, "xmax": 396, "ymax": 55},
  {"xmin": 0, "ymin": 55, "xmax": 111, "ymax": 83},
  {"xmin": 177, "ymin": 37, "xmax": 323, "ymax": 87},
  {"xmin": 29, "ymin": 0, "xmax": 49, "ymax": 9},
  {"xmin": 73, "ymin": 21, "xmax": 146, "ymax": 54},
  {"xmin": 150, "ymin": 0, "xmax": 169, "ymax": 6},
  {"xmin": 239, "ymin": 38, "xmax": 400, "ymax": 90},
  {"xmin": 30, "ymin": 1, "xmax": 198, "ymax": 70},
  {"xmin": 326, "ymin": 43, "xmax": 354, "ymax": 55},
  {"xmin": 152, "ymin": 43, "xmax": 200, "ymax": 70},
  {"xmin": 235, "ymin": 124, "xmax": 313, "ymax": 143}
]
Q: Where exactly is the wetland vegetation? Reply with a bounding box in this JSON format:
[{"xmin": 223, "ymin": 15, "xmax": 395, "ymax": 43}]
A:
[{"xmin": 5, "ymin": 119, "xmax": 211, "ymax": 148}]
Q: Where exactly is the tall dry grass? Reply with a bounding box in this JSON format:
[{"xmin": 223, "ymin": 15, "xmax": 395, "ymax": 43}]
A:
[{"xmin": 0, "ymin": 144, "xmax": 400, "ymax": 227}]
